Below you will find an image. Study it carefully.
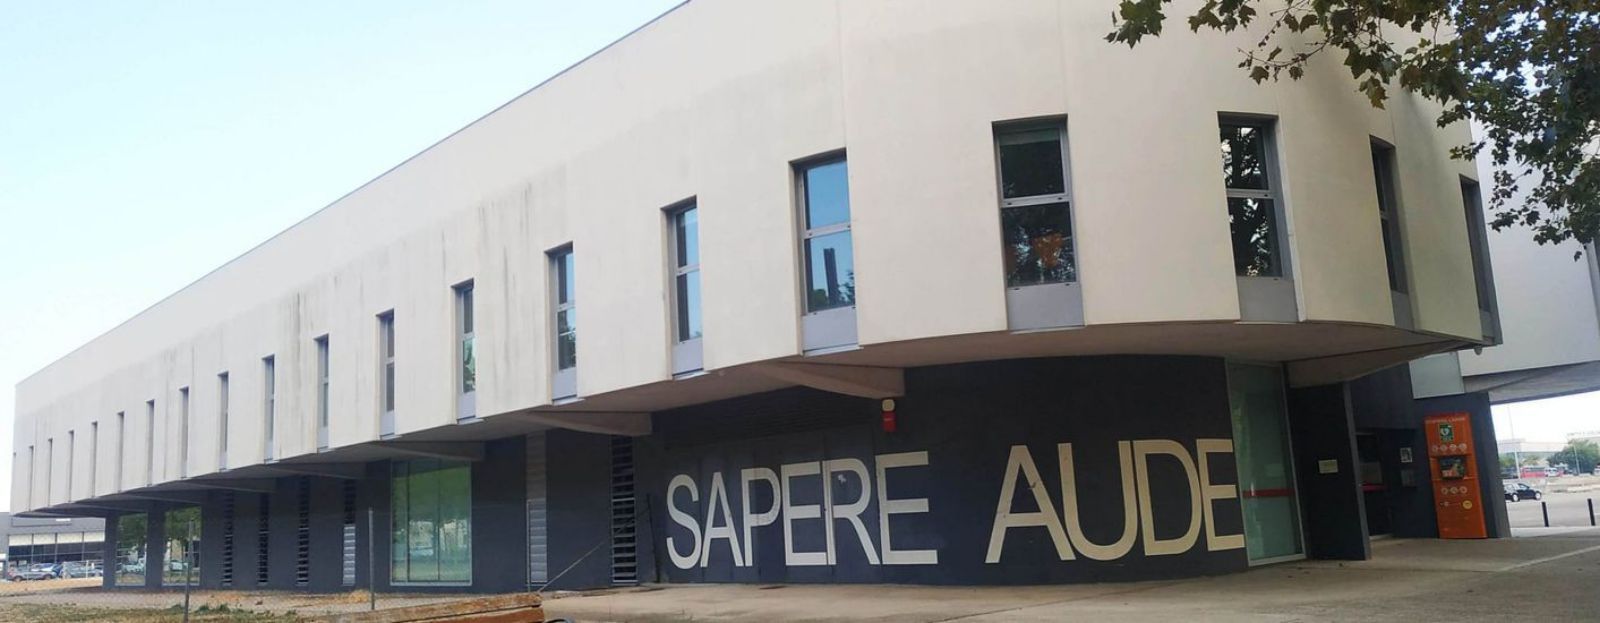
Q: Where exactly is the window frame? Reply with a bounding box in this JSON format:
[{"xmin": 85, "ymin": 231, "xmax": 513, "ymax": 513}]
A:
[
  {"xmin": 1371, "ymin": 138, "xmax": 1409, "ymax": 294},
  {"xmin": 262, "ymin": 356, "xmax": 276, "ymax": 462},
  {"xmin": 796, "ymin": 153, "xmax": 855, "ymax": 314},
  {"xmin": 668, "ymin": 201, "xmax": 702, "ymax": 344},
  {"xmin": 454, "ymin": 281, "xmax": 477, "ymax": 420},
  {"xmin": 1219, "ymin": 115, "xmax": 1292, "ymax": 278},
  {"xmin": 377, "ymin": 311, "xmax": 396, "ymax": 434},
  {"xmin": 217, "ymin": 372, "xmax": 229, "ymax": 470},
  {"xmin": 550, "ymin": 246, "xmax": 577, "ymax": 372},
  {"xmin": 315, "ymin": 335, "xmax": 331, "ymax": 449},
  {"xmin": 145, "ymin": 399, "xmax": 155, "ymax": 485},
  {"xmin": 993, "ymin": 119, "xmax": 1078, "ymax": 287},
  {"xmin": 178, "ymin": 387, "xmax": 189, "ymax": 478}
]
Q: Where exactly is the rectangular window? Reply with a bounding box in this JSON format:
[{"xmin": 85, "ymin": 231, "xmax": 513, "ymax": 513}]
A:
[
  {"xmin": 379, "ymin": 312, "xmax": 396, "ymax": 418},
  {"xmin": 800, "ymin": 157, "xmax": 855, "ymax": 312},
  {"xmin": 997, "ymin": 124, "xmax": 1075, "ymax": 286},
  {"xmin": 66, "ymin": 431, "xmax": 74, "ymax": 501},
  {"xmin": 551, "ymin": 249, "xmax": 577, "ymax": 371},
  {"xmin": 1220, "ymin": 119, "xmax": 1287, "ymax": 277},
  {"xmin": 390, "ymin": 459, "xmax": 472, "ymax": 584},
  {"xmin": 26, "ymin": 446, "xmax": 34, "ymax": 508},
  {"xmin": 1461, "ymin": 179, "xmax": 1495, "ymax": 315},
  {"xmin": 89, "ymin": 422, "xmax": 98, "ymax": 496},
  {"xmin": 218, "ymin": 373, "xmax": 229, "ymax": 470},
  {"xmin": 45, "ymin": 438, "xmax": 53, "ymax": 505},
  {"xmin": 115, "ymin": 513, "xmax": 148, "ymax": 586},
  {"xmin": 316, "ymin": 336, "xmax": 330, "ymax": 449},
  {"xmin": 456, "ymin": 283, "xmax": 476, "ymax": 395},
  {"xmin": 115, "ymin": 412, "xmax": 125, "ymax": 492},
  {"xmin": 178, "ymin": 388, "xmax": 189, "ymax": 478},
  {"xmin": 671, "ymin": 205, "xmax": 702, "ymax": 342},
  {"xmin": 145, "ymin": 400, "xmax": 155, "ymax": 485},
  {"xmin": 263, "ymin": 356, "xmax": 276, "ymax": 461},
  {"xmin": 1372, "ymin": 141, "xmax": 1408, "ymax": 293}
]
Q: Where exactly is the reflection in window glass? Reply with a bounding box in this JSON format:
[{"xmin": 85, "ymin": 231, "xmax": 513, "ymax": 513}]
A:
[
  {"xmin": 1372, "ymin": 144, "xmax": 1407, "ymax": 293},
  {"xmin": 1220, "ymin": 121, "xmax": 1284, "ymax": 277},
  {"xmin": 557, "ymin": 309, "xmax": 577, "ymax": 370},
  {"xmin": 805, "ymin": 230, "xmax": 855, "ymax": 311},
  {"xmin": 551, "ymin": 250, "xmax": 577, "ymax": 370},
  {"xmin": 162, "ymin": 506, "xmax": 200, "ymax": 585},
  {"xmin": 999, "ymin": 128, "xmax": 1066, "ymax": 199},
  {"xmin": 115, "ymin": 513, "xmax": 147, "ymax": 586},
  {"xmin": 800, "ymin": 158, "xmax": 855, "ymax": 313},
  {"xmin": 1002, "ymin": 202, "xmax": 1075, "ymax": 286},
  {"xmin": 457, "ymin": 284, "xmax": 475, "ymax": 394},
  {"xmin": 1227, "ymin": 363, "xmax": 1304, "ymax": 562},
  {"xmin": 380, "ymin": 313, "xmax": 395, "ymax": 414},
  {"xmin": 672, "ymin": 206, "xmax": 702, "ymax": 342},
  {"xmin": 391, "ymin": 459, "xmax": 471, "ymax": 584}
]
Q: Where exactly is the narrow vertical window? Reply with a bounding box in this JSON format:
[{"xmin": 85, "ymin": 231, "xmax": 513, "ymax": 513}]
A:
[
  {"xmin": 552, "ymin": 249, "xmax": 577, "ymax": 371},
  {"xmin": 145, "ymin": 399, "xmax": 155, "ymax": 485},
  {"xmin": 1461, "ymin": 179, "xmax": 1498, "ymax": 338},
  {"xmin": 455, "ymin": 283, "xmax": 477, "ymax": 420},
  {"xmin": 316, "ymin": 336, "xmax": 330, "ymax": 449},
  {"xmin": 671, "ymin": 205, "xmax": 702, "ymax": 342},
  {"xmin": 1372, "ymin": 141, "xmax": 1407, "ymax": 294},
  {"xmin": 263, "ymin": 356, "xmax": 276, "ymax": 461},
  {"xmin": 379, "ymin": 311, "xmax": 396, "ymax": 436},
  {"xmin": 218, "ymin": 372, "xmax": 230, "ymax": 470},
  {"xmin": 45, "ymin": 438, "xmax": 53, "ymax": 505},
  {"xmin": 800, "ymin": 157, "xmax": 855, "ymax": 312},
  {"xmin": 178, "ymin": 387, "xmax": 190, "ymax": 478},
  {"xmin": 996, "ymin": 124, "xmax": 1075, "ymax": 286},
  {"xmin": 1220, "ymin": 119, "xmax": 1287, "ymax": 277},
  {"xmin": 66, "ymin": 431, "xmax": 74, "ymax": 501},
  {"xmin": 89, "ymin": 422, "xmax": 98, "ymax": 496},
  {"xmin": 26, "ymin": 446, "xmax": 34, "ymax": 508},
  {"xmin": 115, "ymin": 412, "xmax": 125, "ymax": 492}
]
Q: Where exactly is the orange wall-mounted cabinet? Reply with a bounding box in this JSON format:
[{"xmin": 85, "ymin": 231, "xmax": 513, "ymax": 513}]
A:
[{"xmin": 1425, "ymin": 412, "xmax": 1488, "ymax": 539}]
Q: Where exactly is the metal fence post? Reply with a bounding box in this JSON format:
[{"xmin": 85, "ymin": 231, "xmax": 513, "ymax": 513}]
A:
[
  {"xmin": 367, "ymin": 507, "xmax": 376, "ymax": 612},
  {"xmin": 1590, "ymin": 498, "xmax": 1596, "ymax": 527},
  {"xmin": 1542, "ymin": 500, "xmax": 1550, "ymax": 527}
]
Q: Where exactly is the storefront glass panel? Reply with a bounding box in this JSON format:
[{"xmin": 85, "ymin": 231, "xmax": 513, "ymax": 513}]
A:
[
  {"xmin": 1227, "ymin": 363, "xmax": 1304, "ymax": 562},
  {"xmin": 391, "ymin": 459, "xmax": 471, "ymax": 584}
]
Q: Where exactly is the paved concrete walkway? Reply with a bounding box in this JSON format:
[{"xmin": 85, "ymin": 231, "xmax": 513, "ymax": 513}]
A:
[{"xmin": 544, "ymin": 530, "xmax": 1600, "ymax": 622}]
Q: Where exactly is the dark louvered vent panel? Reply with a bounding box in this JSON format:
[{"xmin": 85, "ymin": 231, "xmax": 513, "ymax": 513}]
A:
[
  {"xmin": 220, "ymin": 492, "xmax": 235, "ymax": 588},
  {"xmin": 256, "ymin": 494, "xmax": 270, "ymax": 586},
  {"xmin": 654, "ymin": 387, "xmax": 872, "ymax": 447},
  {"xmin": 609, "ymin": 436, "xmax": 638, "ymax": 586},
  {"xmin": 341, "ymin": 480, "xmax": 357, "ymax": 587},
  {"xmin": 295, "ymin": 477, "xmax": 310, "ymax": 587}
]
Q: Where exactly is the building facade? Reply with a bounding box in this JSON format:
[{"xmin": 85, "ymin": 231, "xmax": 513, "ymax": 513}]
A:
[{"xmin": 14, "ymin": 1, "xmax": 1504, "ymax": 592}]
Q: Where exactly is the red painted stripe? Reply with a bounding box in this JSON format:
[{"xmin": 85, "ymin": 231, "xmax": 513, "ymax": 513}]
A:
[
  {"xmin": 1242, "ymin": 488, "xmax": 1294, "ymax": 499},
  {"xmin": 1362, "ymin": 483, "xmax": 1387, "ymax": 492}
]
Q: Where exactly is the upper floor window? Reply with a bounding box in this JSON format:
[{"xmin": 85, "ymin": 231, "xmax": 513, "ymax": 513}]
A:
[
  {"xmin": 1460, "ymin": 179, "xmax": 1495, "ymax": 315},
  {"xmin": 799, "ymin": 157, "xmax": 855, "ymax": 312},
  {"xmin": 996, "ymin": 124, "xmax": 1075, "ymax": 286},
  {"xmin": 316, "ymin": 336, "xmax": 330, "ymax": 448},
  {"xmin": 263, "ymin": 355, "xmax": 276, "ymax": 461},
  {"xmin": 455, "ymin": 283, "xmax": 476, "ymax": 394},
  {"xmin": 1372, "ymin": 140, "xmax": 1408, "ymax": 293},
  {"xmin": 218, "ymin": 372, "xmax": 229, "ymax": 470},
  {"xmin": 671, "ymin": 204, "xmax": 702, "ymax": 342},
  {"xmin": 378, "ymin": 312, "xmax": 396, "ymax": 415},
  {"xmin": 551, "ymin": 249, "xmax": 577, "ymax": 371},
  {"xmin": 178, "ymin": 387, "xmax": 190, "ymax": 478},
  {"xmin": 1220, "ymin": 119, "xmax": 1287, "ymax": 277},
  {"xmin": 145, "ymin": 399, "xmax": 156, "ymax": 484}
]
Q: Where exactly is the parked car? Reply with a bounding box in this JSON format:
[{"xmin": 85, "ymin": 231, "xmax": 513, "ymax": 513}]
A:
[
  {"xmin": 15, "ymin": 564, "xmax": 58, "ymax": 581},
  {"xmin": 62, "ymin": 561, "xmax": 101, "ymax": 578},
  {"xmin": 1505, "ymin": 482, "xmax": 1543, "ymax": 501}
]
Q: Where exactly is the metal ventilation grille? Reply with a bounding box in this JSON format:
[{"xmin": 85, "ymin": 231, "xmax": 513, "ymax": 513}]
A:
[
  {"xmin": 295, "ymin": 477, "xmax": 310, "ymax": 587},
  {"xmin": 220, "ymin": 493, "xmax": 235, "ymax": 588},
  {"xmin": 256, "ymin": 494, "xmax": 270, "ymax": 586},
  {"xmin": 526, "ymin": 433, "xmax": 548, "ymax": 587},
  {"xmin": 609, "ymin": 436, "xmax": 638, "ymax": 586},
  {"xmin": 341, "ymin": 480, "xmax": 357, "ymax": 587}
]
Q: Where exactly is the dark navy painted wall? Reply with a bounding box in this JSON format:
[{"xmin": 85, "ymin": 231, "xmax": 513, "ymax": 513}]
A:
[
  {"xmin": 640, "ymin": 356, "xmax": 1250, "ymax": 585},
  {"xmin": 472, "ymin": 437, "xmax": 530, "ymax": 593},
  {"xmin": 545, "ymin": 429, "xmax": 614, "ymax": 590}
]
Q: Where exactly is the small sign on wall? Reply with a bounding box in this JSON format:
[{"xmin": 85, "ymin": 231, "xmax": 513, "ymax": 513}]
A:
[
  {"xmin": 1317, "ymin": 459, "xmax": 1339, "ymax": 474},
  {"xmin": 1399, "ymin": 447, "xmax": 1414, "ymax": 464}
]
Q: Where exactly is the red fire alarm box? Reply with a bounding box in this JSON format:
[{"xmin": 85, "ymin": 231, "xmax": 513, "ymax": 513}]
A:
[{"xmin": 1425, "ymin": 412, "xmax": 1488, "ymax": 539}]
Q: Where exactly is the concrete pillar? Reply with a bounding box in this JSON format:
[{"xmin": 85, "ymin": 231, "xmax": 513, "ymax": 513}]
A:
[{"xmin": 1286, "ymin": 383, "xmax": 1372, "ymax": 560}]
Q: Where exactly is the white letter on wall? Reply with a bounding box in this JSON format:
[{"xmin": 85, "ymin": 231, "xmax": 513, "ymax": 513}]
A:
[
  {"xmin": 740, "ymin": 467, "xmax": 780, "ymax": 567},
  {"xmin": 1133, "ymin": 439, "xmax": 1203, "ymax": 556},
  {"xmin": 1059, "ymin": 442, "xmax": 1140, "ymax": 561},
  {"xmin": 823, "ymin": 458, "xmax": 880, "ymax": 565},
  {"xmin": 984, "ymin": 445, "xmax": 1074, "ymax": 563},
  {"xmin": 700, "ymin": 471, "xmax": 744, "ymax": 567},
  {"xmin": 1195, "ymin": 438, "xmax": 1246, "ymax": 551},
  {"xmin": 781, "ymin": 462, "xmax": 828, "ymax": 566},
  {"xmin": 875, "ymin": 451, "xmax": 937, "ymax": 565},
  {"xmin": 666, "ymin": 474, "xmax": 703, "ymax": 570}
]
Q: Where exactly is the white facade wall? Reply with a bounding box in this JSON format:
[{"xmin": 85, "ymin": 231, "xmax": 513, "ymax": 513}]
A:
[{"xmin": 13, "ymin": 0, "xmax": 1487, "ymax": 512}]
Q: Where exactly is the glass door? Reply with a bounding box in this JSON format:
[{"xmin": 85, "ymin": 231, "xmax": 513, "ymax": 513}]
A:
[{"xmin": 1227, "ymin": 363, "xmax": 1304, "ymax": 563}]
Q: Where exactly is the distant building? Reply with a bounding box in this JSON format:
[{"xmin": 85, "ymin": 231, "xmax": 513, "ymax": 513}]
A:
[
  {"xmin": 1568, "ymin": 431, "xmax": 1600, "ymax": 446},
  {"xmin": 0, "ymin": 513, "xmax": 105, "ymax": 572},
  {"xmin": 1497, "ymin": 439, "xmax": 1566, "ymax": 455}
]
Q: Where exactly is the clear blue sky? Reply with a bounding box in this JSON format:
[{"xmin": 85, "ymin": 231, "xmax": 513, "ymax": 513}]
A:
[
  {"xmin": 0, "ymin": 0, "xmax": 680, "ymax": 511},
  {"xmin": 0, "ymin": 1, "xmax": 1593, "ymax": 514}
]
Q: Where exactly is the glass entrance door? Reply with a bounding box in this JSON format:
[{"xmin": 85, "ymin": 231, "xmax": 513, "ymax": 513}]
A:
[{"xmin": 1227, "ymin": 363, "xmax": 1304, "ymax": 563}]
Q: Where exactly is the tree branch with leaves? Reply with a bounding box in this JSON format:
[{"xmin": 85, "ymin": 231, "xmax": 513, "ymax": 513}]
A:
[{"xmin": 1108, "ymin": 0, "xmax": 1600, "ymax": 253}]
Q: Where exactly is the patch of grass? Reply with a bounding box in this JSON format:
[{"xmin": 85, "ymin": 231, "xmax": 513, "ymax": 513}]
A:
[{"xmin": 0, "ymin": 602, "xmax": 305, "ymax": 623}]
